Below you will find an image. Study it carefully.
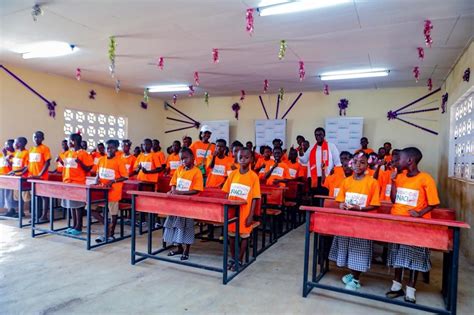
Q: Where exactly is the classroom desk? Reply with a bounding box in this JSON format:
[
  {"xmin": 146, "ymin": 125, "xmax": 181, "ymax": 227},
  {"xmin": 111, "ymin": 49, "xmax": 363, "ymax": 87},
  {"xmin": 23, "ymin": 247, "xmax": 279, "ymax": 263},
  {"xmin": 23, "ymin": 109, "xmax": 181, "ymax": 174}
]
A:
[
  {"xmin": 128, "ymin": 190, "xmax": 248, "ymax": 284},
  {"xmin": 0, "ymin": 175, "xmax": 31, "ymax": 228},
  {"xmin": 260, "ymin": 185, "xmax": 288, "ymax": 248},
  {"xmin": 29, "ymin": 179, "xmax": 117, "ymax": 250},
  {"xmin": 300, "ymin": 206, "xmax": 470, "ymax": 315}
]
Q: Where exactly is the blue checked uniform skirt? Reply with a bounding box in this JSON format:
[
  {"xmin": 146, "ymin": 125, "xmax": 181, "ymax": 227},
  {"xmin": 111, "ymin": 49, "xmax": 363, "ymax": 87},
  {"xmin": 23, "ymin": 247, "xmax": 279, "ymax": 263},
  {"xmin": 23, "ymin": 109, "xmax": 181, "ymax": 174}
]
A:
[
  {"xmin": 329, "ymin": 236, "xmax": 373, "ymax": 272},
  {"xmin": 388, "ymin": 244, "xmax": 431, "ymax": 272},
  {"xmin": 163, "ymin": 216, "xmax": 195, "ymax": 245}
]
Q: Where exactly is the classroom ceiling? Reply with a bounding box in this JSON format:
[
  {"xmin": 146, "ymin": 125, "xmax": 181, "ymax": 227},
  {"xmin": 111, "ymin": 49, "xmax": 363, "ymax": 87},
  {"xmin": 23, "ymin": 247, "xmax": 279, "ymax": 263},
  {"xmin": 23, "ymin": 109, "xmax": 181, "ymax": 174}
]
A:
[{"xmin": 0, "ymin": 0, "xmax": 473, "ymax": 99}]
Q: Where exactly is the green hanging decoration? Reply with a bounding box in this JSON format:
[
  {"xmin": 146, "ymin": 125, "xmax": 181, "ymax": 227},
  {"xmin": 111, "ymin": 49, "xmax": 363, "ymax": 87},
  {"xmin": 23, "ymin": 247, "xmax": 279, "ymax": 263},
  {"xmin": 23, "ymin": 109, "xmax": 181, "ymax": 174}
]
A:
[
  {"xmin": 108, "ymin": 36, "xmax": 117, "ymax": 77},
  {"xmin": 204, "ymin": 92, "xmax": 209, "ymax": 105},
  {"xmin": 278, "ymin": 88, "xmax": 284, "ymax": 101},
  {"xmin": 278, "ymin": 40, "xmax": 287, "ymax": 60},
  {"xmin": 143, "ymin": 88, "xmax": 149, "ymax": 103}
]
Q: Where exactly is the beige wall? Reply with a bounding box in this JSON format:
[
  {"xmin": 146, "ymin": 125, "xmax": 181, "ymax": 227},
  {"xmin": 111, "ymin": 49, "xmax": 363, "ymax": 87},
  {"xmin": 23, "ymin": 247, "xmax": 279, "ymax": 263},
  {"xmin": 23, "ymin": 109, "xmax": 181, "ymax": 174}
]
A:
[
  {"xmin": 164, "ymin": 87, "xmax": 441, "ymax": 181},
  {"xmin": 437, "ymin": 41, "xmax": 473, "ymax": 262},
  {"xmin": 0, "ymin": 64, "xmax": 165, "ymax": 159}
]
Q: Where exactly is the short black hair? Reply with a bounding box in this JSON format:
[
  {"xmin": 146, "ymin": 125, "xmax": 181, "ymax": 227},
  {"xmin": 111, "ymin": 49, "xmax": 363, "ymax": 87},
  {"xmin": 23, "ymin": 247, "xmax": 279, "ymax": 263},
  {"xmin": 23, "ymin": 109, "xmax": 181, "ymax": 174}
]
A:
[
  {"xmin": 402, "ymin": 147, "xmax": 422, "ymax": 163},
  {"xmin": 273, "ymin": 146, "xmax": 283, "ymax": 153},
  {"xmin": 315, "ymin": 127, "xmax": 325, "ymax": 135},
  {"xmin": 106, "ymin": 139, "xmax": 119, "ymax": 148},
  {"xmin": 180, "ymin": 146, "xmax": 194, "ymax": 157},
  {"xmin": 34, "ymin": 131, "xmax": 45, "ymax": 138},
  {"xmin": 183, "ymin": 136, "xmax": 192, "ymax": 142},
  {"xmin": 231, "ymin": 140, "xmax": 243, "ymax": 148},
  {"xmin": 216, "ymin": 139, "xmax": 227, "ymax": 146},
  {"xmin": 70, "ymin": 133, "xmax": 82, "ymax": 143},
  {"xmin": 61, "ymin": 139, "xmax": 68, "ymax": 144},
  {"xmin": 340, "ymin": 151, "xmax": 353, "ymax": 158},
  {"xmin": 153, "ymin": 139, "xmax": 160, "ymax": 144},
  {"xmin": 354, "ymin": 151, "xmax": 369, "ymax": 159},
  {"xmin": 246, "ymin": 141, "xmax": 253, "ymax": 146},
  {"xmin": 144, "ymin": 138, "xmax": 152, "ymax": 144},
  {"xmin": 272, "ymin": 138, "xmax": 282, "ymax": 145},
  {"xmin": 384, "ymin": 142, "xmax": 392, "ymax": 146},
  {"xmin": 97, "ymin": 142, "xmax": 105, "ymax": 148},
  {"xmin": 122, "ymin": 139, "xmax": 132, "ymax": 146},
  {"xmin": 240, "ymin": 147, "xmax": 252, "ymax": 155},
  {"xmin": 172, "ymin": 140, "xmax": 181, "ymax": 146},
  {"xmin": 361, "ymin": 137, "xmax": 368, "ymax": 141},
  {"xmin": 392, "ymin": 149, "xmax": 401, "ymax": 156},
  {"xmin": 16, "ymin": 137, "xmax": 27, "ymax": 146},
  {"xmin": 303, "ymin": 140, "xmax": 310, "ymax": 145},
  {"xmin": 7, "ymin": 139, "xmax": 14, "ymax": 145},
  {"xmin": 296, "ymin": 135, "xmax": 305, "ymax": 141}
]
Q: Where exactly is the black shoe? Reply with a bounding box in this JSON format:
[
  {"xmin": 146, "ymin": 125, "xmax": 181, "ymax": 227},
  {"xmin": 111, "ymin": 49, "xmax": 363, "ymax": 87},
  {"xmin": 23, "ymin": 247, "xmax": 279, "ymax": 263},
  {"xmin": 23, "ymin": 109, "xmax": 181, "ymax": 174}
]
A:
[
  {"xmin": 386, "ymin": 289, "xmax": 405, "ymax": 299},
  {"xmin": 4, "ymin": 210, "xmax": 17, "ymax": 217}
]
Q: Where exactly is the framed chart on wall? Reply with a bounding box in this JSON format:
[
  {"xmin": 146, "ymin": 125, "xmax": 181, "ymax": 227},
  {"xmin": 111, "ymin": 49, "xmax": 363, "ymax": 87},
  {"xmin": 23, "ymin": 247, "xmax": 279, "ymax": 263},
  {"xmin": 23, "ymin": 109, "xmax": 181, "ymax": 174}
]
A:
[
  {"xmin": 201, "ymin": 120, "xmax": 230, "ymax": 144},
  {"xmin": 255, "ymin": 119, "xmax": 287, "ymax": 149},
  {"xmin": 325, "ymin": 117, "xmax": 364, "ymax": 153}
]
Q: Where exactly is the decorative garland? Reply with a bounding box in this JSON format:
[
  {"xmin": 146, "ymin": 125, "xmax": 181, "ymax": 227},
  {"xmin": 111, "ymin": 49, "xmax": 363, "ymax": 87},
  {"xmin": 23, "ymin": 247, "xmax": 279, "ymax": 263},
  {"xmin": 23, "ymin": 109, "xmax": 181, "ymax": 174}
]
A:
[
  {"xmin": 232, "ymin": 102, "xmax": 241, "ymax": 120},
  {"xmin": 338, "ymin": 98, "xmax": 349, "ymax": 116}
]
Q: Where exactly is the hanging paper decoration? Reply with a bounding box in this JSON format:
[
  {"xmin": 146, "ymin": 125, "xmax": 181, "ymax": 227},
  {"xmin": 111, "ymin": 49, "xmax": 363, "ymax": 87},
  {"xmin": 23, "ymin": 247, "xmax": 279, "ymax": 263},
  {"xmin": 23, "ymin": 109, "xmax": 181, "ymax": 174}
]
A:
[
  {"xmin": 240, "ymin": 90, "xmax": 246, "ymax": 101},
  {"xmin": 75, "ymin": 68, "xmax": 81, "ymax": 81},
  {"xmin": 172, "ymin": 94, "xmax": 177, "ymax": 105},
  {"xmin": 278, "ymin": 40, "xmax": 287, "ymax": 60},
  {"xmin": 232, "ymin": 102, "xmax": 241, "ymax": 120},
  {"xmin": 427, "ymin": 78, "xmax": 433, "ymax": 91},
  {"xmin": 140, "ymin": 101, "xmax": 148, "ymax": 109},
  {"xmin": 89, "ymin": 90, "xmax": 96, "ymax": 100},
  {"xmin": 413, "ymin": 66, "xmax": 420, "ymax": 82},
  {"xmin": 263, "ymin": 79, "xmax": 269, "ymax": 93},
  {"xmin": 143, "ymin": 88, "xmax": 149, "ymax": 103},
  {"xmin": 423, "ymin": 20, "xmax": 433, "ymax": 47},
  {"xmin": 323, "ymin": 84, "xmax": 330, "ymax": 95},
  {"xmin": 441, "ymin": 93, "xmax": 448, "ymax": 114},
  {"xmin": 246, "ymin": 8, "xmax": 254, "ymax": 35},
  {"xmin": 299, "ymin": 61, "xmax": 305, "ymax": 81},
  {"xmin": 417, "ymin": 47, "xmax": 425, "ymax": 60},
  {"xmin": 278, "ymin": 88, "xmax": 284, "ymax": 101},
  {"xmin": 463, "ymin": 68, "xmax": 470, "ymax": 82},
  {"xmin": 188, "ymin": 85, "xmax": 195, "ymax": 97},
  {"xmin": 47, "ymin": 101, "xmax": 57, "ymax": 118},
  {"xmin": 158, "ymin": 57, "xmax": 164, "ymax": 70},
  {"xmin": 204, "ymin": 92, "xmax": 209, "ymax": 105},
  {"xmin": 212, "ymin": 48, "xmax": 219, "ymax": 63},
  {"xmin": 194, "ymin": 71, "xmax": 200, "ymax": 86},
  {"xmin": 31, "ymin": 4, "xmax": 43, "ymax": 22},
  {"xmin": 338, "ymin": 98, "xmax": 349, "ymax": 116},
  {"xmin": 108, "ymin": 36, "xmax": 117, "ymax": 77},
  {"xmin": 115, "ymin": 79, "xmax": 120, "ymax": 93}
]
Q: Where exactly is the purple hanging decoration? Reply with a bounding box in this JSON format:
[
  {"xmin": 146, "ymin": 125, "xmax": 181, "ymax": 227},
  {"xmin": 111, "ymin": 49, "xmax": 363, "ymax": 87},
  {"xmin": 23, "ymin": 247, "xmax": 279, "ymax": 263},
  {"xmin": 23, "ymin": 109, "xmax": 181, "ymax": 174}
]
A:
[
  {"xmin": 338, "ymin": 98, "xmax": 349, "ymax": 116},
  {"xmin": 47, "ymin": 101, "xmax": 57, "ymax": 118},
  {"xmin": 463, "ymin": 68, "xmax": 470, "ymax": 82},
  {"xmin": 441, "ymin": 93, "xmax": 448, "ymax": 114},
  {"xmin": 140, "ymin": 101, "xmax": 148, "ymax": 109},
  {"xmin": 89, "ymin": 90, "xmax": 96, "ymax": 99},
  {"xmin": 232, "ymin": 102, "xmax": 241, "ymax": 120},
  {"xmin": 387, "ymin": 110, "xmax": 398, "ymax": 120}
]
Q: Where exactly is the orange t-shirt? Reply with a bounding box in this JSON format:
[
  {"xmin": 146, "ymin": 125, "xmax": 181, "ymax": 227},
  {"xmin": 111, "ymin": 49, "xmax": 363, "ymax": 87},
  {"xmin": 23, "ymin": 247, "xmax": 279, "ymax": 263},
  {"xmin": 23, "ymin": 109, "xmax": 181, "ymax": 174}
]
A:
[
  {"xmin": 264, "ymin": 162, "xmax": 291, "ymax": 186},
  {"xmin": 190, "ymin": 141, "xmax": 215, "ymax": 166},
  {"xmin": 62, "ymin": 149, "xmax": 94, "ymax": 184},
  {"xmin": 28, "ymin": 144, "xmax": 52, "ymax": 180},
  {"xmin": 285, "ymin": 160, "xmax": 305, "ymax": 179},
  {"xmin": 120, "ymin": 154, "xmax": 137, "ymax": 176},
  {"xmin": 170, "ymin": 165, "xmax": 204, "ymax": 192},
  {"xmin": 97, "ymin": 156, "xmax": 129, "ymax": 202},
  {"xmin": 12, "ymin": 149, "xmax": 29, "ymax": 177},
  {"xmin": 280, "ymin": 152, "xmax": 289, "ymax": 162},
  {"xmin": 384, "ymin": 155, "xmax": 392, "ymax": 163},
  {"xmin": 56, "ymin": 151, "xmax": 68, "ymax": 173},
  {"xmin": 91, "ymin": 152, "xmax": 106, "ymax": 174},
  {"xmin": 205, "ymin": 155, "xmax": 233, "ymax": 188},
  {"xmin": 222, "ymin": 169, "xmax": 261, "ymax": 234},
  {"xmin": 391, "ymin": 172, "xmax": 440, "ymax": 218},
  {"xmin": 336, "ymin": 175, "xmax": 381, "ymax": 208},
  {"xmin": 378, "ymin": 168, "xmax": 392, "ymax": 201},
  {"xmin": 323, "ymin": 167, "xmax": 347, "ymax": 197},
  {"xmin": 254, "ymin": 158, "xmax": 274, "ymax": 179},
  {"xmin": 166, "ymin": 153, "xmax": 181, "ymax": 177},
  {"xmin": 134, "ymin": 152, "xmax": 163, "ymax": 183},
  {"xmin": 366, "ymin": 168, "xmax": 376, "ymax": 177},
  {"xmin": 355, "ymin": 148, "xmax": 374, "ymax": 155},
  {"xmin": 0, "ymin": 152, "xmax": 13, "ymax": 175}
]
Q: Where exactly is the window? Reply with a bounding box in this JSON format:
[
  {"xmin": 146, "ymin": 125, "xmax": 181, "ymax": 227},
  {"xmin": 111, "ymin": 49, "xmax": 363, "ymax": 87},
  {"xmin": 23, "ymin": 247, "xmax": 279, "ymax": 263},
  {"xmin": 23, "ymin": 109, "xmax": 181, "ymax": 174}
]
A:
[
  {"xmin": 449, "ymin": 86, "xmax": 474, "ymax": 181},
  {"xmin": 64, "ymin": 108, "xmax": 128, "ymax": 150}
]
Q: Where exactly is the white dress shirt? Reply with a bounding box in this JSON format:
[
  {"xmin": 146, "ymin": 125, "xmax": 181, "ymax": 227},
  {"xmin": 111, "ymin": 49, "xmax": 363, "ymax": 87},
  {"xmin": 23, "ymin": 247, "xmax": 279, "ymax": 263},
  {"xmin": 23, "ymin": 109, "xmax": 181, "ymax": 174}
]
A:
[{"xmin": 299, "ymin": 142, "xmax": 341, "ymax": 177}]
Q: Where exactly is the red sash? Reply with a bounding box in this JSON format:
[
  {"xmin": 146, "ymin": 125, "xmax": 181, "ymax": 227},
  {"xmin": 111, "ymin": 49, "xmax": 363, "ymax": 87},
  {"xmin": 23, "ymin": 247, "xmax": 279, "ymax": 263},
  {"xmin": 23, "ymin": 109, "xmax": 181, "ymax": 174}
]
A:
[{"xmin": 309, "ymin": 141, "xmax": 329, "ymax": 187}]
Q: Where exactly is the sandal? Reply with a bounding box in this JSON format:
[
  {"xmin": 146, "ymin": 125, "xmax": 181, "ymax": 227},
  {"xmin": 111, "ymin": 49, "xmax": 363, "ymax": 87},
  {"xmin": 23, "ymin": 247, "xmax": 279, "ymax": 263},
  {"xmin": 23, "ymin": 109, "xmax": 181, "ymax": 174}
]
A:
[
  {"xmin": 167, "ymin": 250, "xmax": 183, "ymax": 257},
  {"xmin": 230, "ymin": 261, "xmax": 243, "ymax": 272},
  {"xmin": 386, "ymin": 289, "xmax": 405, "ymax": 299},
  {"xmin": 227, "ymin": 259, "xmax": 235, "ymax": 270},
  {"xmin": 180, "ymin": 253, "xmax": 189, "ymax": 261}
]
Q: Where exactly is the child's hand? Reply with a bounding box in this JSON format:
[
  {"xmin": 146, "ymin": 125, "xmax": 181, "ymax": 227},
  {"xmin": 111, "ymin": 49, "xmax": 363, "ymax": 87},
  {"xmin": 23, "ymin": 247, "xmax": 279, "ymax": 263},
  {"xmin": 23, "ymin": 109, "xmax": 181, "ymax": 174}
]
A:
[
  {"xmin": 343, "ymin": 203, "xmax": 354, "ymax": 210},
  {"xmin": 245, "ymin": 215, "xmax": 253, "ymax": 228},
  {"xmin": 273, "ymin": 161, "xmax": 279, "ymax": 168},
  {"xmin": 321, "ymin": 163, "xmax": 326, "ymax": 170},
  {"xmin": 409, "ymin": 209, "xmax": 422, "ymax": 217},
  {"xmin": 390, "ymin": 168, "xmax": 398, "ymax": 181},
  {"xmin": 142, "ymin": 168, "xmax": 150, "ymax": 174},
  {"xmin": 231, "ymin": 164, "xmax": 237, "ymax": 170},
  {"xmin": 329, "ymin": 167, "xmax": 335, "ymax": 175},
  {"xmin": 7, "ymin": 171, "xmax": 15, "ymax": 176}
]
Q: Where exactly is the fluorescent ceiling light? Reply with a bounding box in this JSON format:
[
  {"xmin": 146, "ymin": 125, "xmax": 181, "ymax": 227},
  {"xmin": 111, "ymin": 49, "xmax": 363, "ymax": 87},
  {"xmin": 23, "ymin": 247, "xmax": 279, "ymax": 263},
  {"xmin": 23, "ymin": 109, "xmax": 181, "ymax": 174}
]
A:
[
  {"xmin": 12, "ymin": 41, "xmax": 78, "ymax": 59},
  {"xmin": 148, "ymin": 85, "xmax": 190, "ymax": 92},
  {"xmin": 258, "ymin": 0, "xmax": 350, "ymax": 16},
  {"xmin": 320, "ymin": 69, "xmax": 390, "ymax": 80}
]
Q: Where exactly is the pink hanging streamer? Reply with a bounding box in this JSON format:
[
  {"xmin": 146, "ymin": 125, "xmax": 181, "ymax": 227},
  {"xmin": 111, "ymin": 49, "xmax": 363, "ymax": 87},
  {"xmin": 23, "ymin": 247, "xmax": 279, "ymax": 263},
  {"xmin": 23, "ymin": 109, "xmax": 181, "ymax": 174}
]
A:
[
  {"xmin": 323, "ymin": 84, "xmax": 329, "ymax": 95},
  {"xmin": 158, "ymin": 57, "xmax": 164, "ymax": 70},
  {"xmin": 188, "ymin": 85, "xmax": 195, "ymax": 97},
  {"xmin": 76, "ymin": 68, "xmax": 81, "ymax": 81},
  {"xmin": 413, "ymin": 66, "xmax": 420, "ymax": 82},
  {"xmin": 194, "ymin": 71, "xmax": 200, "ymax": 86},
  {"xmin": 417, "ymin": 47, "xmax": 424, "ymax": 60},
  {"xmin": 246, "ymin": 8, "xmax": 254, "ymax": 35},
  {"xmin": 299, "ymin": 61, "xmax": 305, "ymax": 81},
  {"xmin": 263, "ymin": 79, "xmax": 269, "ymax": 93},
  {"xmin": 424, "ymin": 20, "xmax": 433, "ymax": 47},
  {"xmin": 212, "ymin": 48, "xmax": 219, "ymax": 63}
]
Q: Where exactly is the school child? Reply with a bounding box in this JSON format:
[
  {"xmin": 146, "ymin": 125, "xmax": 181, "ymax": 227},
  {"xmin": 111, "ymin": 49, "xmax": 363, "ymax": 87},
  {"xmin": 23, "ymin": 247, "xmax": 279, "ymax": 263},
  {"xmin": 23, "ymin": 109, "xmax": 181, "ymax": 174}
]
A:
[
  {"xmin": 152, "ymin": 139, "xmax": 167, "ymax": 178},
  {"xmin": 165, "ymin": 141, "xmax": 182, "ymax": 177},
  {"xmin": 386, "ymin": 147, "xmax": 440, "ymax": 304},
  {"xmin": 376, "ymin": 149, "xmax": 400, "ymax": 201},
  {"xmin": 245, "ymin": 141, "xmax": 260, "ymax": 163},
  {"xmin": 61, "ymin": 133, "xmax": 94, "ymax": 235},
  {"xmin": 120, "ymin": 140, "xmax": 137, "ymax": 177},
  {"xmin": 28, "ymin": 131, "xmax": 52, "ymax": 222},
  {"xmin": 0, "ymin": 139, "xmax": 15, "ymax": 216},
  {"xmin": 132, "ymin": 138, "xmax": 165, "ymax": 185},
  {"xmin": 322, "ymin": 151, "xmax": 353, "ymax": 197},
  {"xmin": 182, "ymin": 136, "xmax": 192, "ymax": 148},
  {"xmin": 7, "ymin": 137, "xmax": 31, "ymax": 217},
  {"xmin": 285, "ymin": 148, "xmax": 305, "ymax": 180},
  {"xmin": 254, "ymin": 146, "xmax": 273, "ymax": 179},
  {"xmin": 384, "ymin": 142, "xmax": 393, "ymax": 162},
  {"xmin": 51, "ymin": 140, "xmax": 69, "ymax": 174},
  {"xmin": 298, "ymin": 140, "xmax": 310, "ymax": 177},
  {"xmin": 264, "ymin": 147, "xmax": 291, "ymax": 186},
  {"xmin": 133, "ymin": 146, "xmax": 141, "ymax": 158},
  {"xmin": 164, "ymin": 147, "xmax": 203, "ymax": 260},
  {"xmin": 190, "ymin": 126, "xmax": 215, "ymax": 180},
  {"xmin": 329, "ymin": 152, "xmax": 380, "ymax": 291},
  {"xmin": 92, "ymin": 139, "xmax": 129, "ymax": 243},
  {"xmin": 295, "ymin": 135, "xmax": 305, "ymax": 151},
  {"xmin": 272, "ymin": 138, "xmax": 288, "ymax": 161},
  {"xmin": 91, "ymin": 143, "xmax": 106, "ymax": 175},
  {"xmin": 355, "ymin": 137, "xmax": 374, "ymax": 155},
  {"xmin": 206, "ymin": 139, "xmax": 233, "ymax": 188},
  {"xmin": 366, "ymin": 152, "xmax": 378, "ymax": 177},
  {"xmin": 80, "ymin": 140, "xmax": 88, "ymax": 151},
  {"xmin": 228, "ymin": 141, "xmax": 244, "ymax": 175},
  {"xmin": 222, "ymin": 147, "xmax": 260, "ymax": 270}
]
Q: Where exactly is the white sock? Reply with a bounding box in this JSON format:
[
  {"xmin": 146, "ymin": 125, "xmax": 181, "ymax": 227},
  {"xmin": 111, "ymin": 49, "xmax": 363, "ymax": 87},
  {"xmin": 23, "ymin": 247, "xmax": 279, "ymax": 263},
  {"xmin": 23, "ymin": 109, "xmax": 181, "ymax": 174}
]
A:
[
  {"xmin": 391, "ymin": 280, "xmax": 402, "ymax": 291},
  {"xmin": 406, "ymin": 286, "xmax": 416, "ymax": 299}
]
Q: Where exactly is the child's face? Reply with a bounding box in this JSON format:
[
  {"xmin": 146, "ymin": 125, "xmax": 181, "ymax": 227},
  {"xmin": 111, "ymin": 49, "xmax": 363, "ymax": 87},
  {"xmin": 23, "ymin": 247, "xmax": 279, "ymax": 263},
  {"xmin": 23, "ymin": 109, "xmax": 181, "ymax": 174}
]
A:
[
  {"xmin": 122, "ymin": 142, "xmax": 131, "ymax": 153},
  {"xmin": 14, "ymin": 139, "xmax": 21, "ymax": 150},
  {"xmin": 183, "ymin": 138, "xmax": 191, "ymax": 147},
  {"xmin": 98, "ymin": 144, "xmax": 105, "ymax": 154},
  {"xmin": 134, "ymin": 147, "xmax": 141, "ymax": 155},
  {"xmin": 143, "ymin": 141, "xmax": 152, "ymax": 153},
  {"xmin": 302, "ymin": 141, "xmax": 309, "ymax": 151},
  {"xmin": 61, "ymin": 141, "xmax": 68, "ymax": 151},
  {"xmin": 289, "ymin": 150, "xmax": 297, "ymax": 160},
  {"xmin": 180, "ymin": 151, "xmax": 194, "ymax": 168},
  {"xmin": 369, "ymin": 154, "xmax": 378, "ymax": 167},
  {"xmin": 273, "ymin": 149, "xmax": 282, "ymax": 162},
  {"xmin": 80, "ymin": 141, "xmax": 88, "ymax": 150},
  {"xmin": 107, "ymin": 144, "xmax": 117, "ymax": 158},
  {"xmin": 384, "ymin": 143, "xmax": 392, "ymax": 153},
  {"xmin": 172, "ymin": 142, "xmax": 180, "ymax": 153},
  {"xmin": 232, "ymin": 146, "xmax": 242, "ymax": 158},
  {"xmin": 33, "ymin": 132, "xmax": 43, "ymax": 146},
  {"xmin": 202, "ymin": 131, "xmax": 211, "ymax": 142},
  {"xmin": 378, "ymin": 148, "xmax": 386, "ymax": 159},
  {"xmin": 352, "ymin": 154, "xmax": 368, "ymax": 175},
  {"xmin": 398, "ymin": 152, "xmax": 410, "ymax": 170},
  {"xmin": 216, "ymin": 142, "xmax": 226, "ymax": 156},
  {"xmin": 273, "ymin": 141, "xmax": 281, "ymax": 149},
  {"xmin": 360, "ymin": 138, "xmax": 368, "ymax": 147},
  {"xmin": 340, "ymin": 154, "xmax": 351, "ymax": 167},
  {"xmin": 246, "ymin": 142, "xmax": 253, "ymax": 150},
  {"xmin": 152, "ymin": 140, "xmax": 160, "ymax": 151},
  {"xmin": 343, "ymin": 163, "xmax": 353, "ymax": 177},
  {"xmin": 238, "ymin": 150, "xmax": 252, "ymax": 168},
  {"xmin": 263, "ymin": 148, "xmax": 272, "ymax": 158},
  {"xmin": 391, "ymin": 153, "xmax": 400, "ymax": 169}
]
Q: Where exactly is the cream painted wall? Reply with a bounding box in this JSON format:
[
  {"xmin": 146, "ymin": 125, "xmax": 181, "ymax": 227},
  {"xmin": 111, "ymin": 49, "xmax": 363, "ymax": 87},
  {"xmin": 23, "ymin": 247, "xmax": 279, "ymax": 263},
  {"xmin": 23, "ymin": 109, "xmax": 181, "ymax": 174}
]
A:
[
  {"xmin": 437, "ymin": 41, "xmax": 473, "ymax": 262},
  {"xmin": 0, "ymin": 64, "xmax": 165, "ymax": 160},
  {"xmin": 163, "ymin": 87, "xmax": 441, "ymax": 180}
]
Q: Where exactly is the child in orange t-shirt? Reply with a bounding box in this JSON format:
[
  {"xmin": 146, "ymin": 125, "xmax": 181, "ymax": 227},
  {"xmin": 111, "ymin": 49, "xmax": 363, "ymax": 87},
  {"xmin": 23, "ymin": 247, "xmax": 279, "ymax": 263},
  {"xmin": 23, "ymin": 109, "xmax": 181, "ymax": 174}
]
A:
[
  {"xmin": 384, "ymin": 142, "xmax": 393, "ymax": 163},
  {"xmin": 62, "ymin": 133, "xmax": 94, "ymax": 235},
  {"xmin": 91, "ymin": 143, "xmax": 106, "ymax": 175},
  {"xmin": 206, "ymin": 139, "xmax": 233, "ymax": 188},
  {"xmin": 0, "ymin": 139, "xmax": 16, "ymax": 216},
  {"xmin": 322, "ymin": 151, "xmax": 353, "ymax": 197},
  {"xmin": 132, "ymin": 138, "xmax": 165, "ymax": 185},
  {"xmin": 120, "ymin": 139, "xmax": 137, "ymax": 177},
  {"xmin": 254, "ymin": 146, "xmax": 273, "ymax": 179},
  {"xmin": 386, "ymin": 147, "xmax": 440, "ymax": 303},
  {"xmin": 228, "ymin": 141, "xmax": 244, "ymax": 176},
  {"xmin": 222, "ymin": 147, "xmax": 260, "ymax": 270},
  {"xmin": 264, "ymin": 147, "xmax": 290, "ymax": 186},
  {"xmin": 376, "ymin": 149, "xmax": 400, "ymax": 201},
  {"xmin": 245, "ymin": 141, "xmax": 260, "ymax": 167},
  {"xmin": 285, "ymin": 148, "xmax": 305, "ymax": 181},
  {"xmin": 92, "ymin": 139, "xmax": 128, "ymax": 243},
  {"xmin": 163, "ymin": 147, "xmax": 203, "ymax": 260},
  {"xmin": 272, "ymin": 138, "xmax": 288, "ymax": 161},
  {"xmin": 165, "ymin": 140, "xmax": 182, "ymax": 177},
  {"xmin": 329, "ymin": 152, "xmax": 380, "ymax": 291},
  {"xmin": 152, "ymin": 139, "xmax": 167, "ymax": 177},
  {"xmin": 8, "ymin": 137, "xmax": 31, "ymax": 217},
  {"xmin": 51, "ymin": 140, "xmax": 69, "ymax": 174},
  {"xmin": 190, "ymin": 126, "xmax": 216, "ymax": 176}
]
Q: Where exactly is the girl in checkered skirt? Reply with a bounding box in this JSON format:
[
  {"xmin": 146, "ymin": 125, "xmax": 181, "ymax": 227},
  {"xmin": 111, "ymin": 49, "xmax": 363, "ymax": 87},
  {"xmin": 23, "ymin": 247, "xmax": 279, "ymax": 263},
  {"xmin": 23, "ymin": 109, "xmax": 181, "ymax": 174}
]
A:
[{"xmin": 329, "ymin": 152, "xmax": 381, "ymax": 291}]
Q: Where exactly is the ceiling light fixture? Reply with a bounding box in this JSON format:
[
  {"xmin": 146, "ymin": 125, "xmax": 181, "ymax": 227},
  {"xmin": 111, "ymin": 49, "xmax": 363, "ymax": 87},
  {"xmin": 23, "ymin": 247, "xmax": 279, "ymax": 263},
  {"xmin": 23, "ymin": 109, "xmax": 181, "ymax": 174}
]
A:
[
  {"xmin": 257, "ymin": 0, "xmax": 350, "ymax": 17},
  {"xmin": 14, "ymin": 41, "xmax": 78, "ymax": 59},
  {"xmin": 320, "ymin": 69, "xmax": 390, "ymax": 80},
  {"xmin": 148, "ymin": 84, "xmax": 190, "ymax": 92}
]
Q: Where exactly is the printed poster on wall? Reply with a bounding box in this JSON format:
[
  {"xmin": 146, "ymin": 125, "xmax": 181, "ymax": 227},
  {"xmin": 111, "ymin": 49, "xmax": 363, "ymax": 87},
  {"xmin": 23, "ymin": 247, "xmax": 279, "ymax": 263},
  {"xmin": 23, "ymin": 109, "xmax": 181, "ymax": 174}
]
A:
[
  {"xmin": 325, "ymin": 117, "xmax": 363, "ymax": 153},
  {"xmin": 255, "ymin": 119, "xmax": 287, "ymax": 149}
]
